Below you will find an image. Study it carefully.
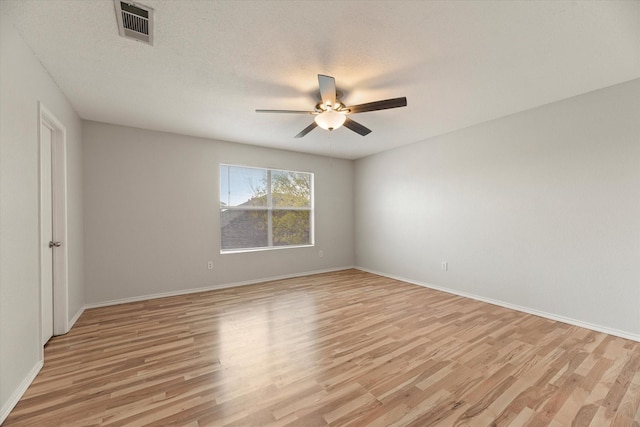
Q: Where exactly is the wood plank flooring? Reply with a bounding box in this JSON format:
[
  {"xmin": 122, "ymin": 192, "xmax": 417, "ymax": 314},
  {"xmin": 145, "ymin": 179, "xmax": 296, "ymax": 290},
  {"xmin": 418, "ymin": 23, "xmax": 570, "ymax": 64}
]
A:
[{"xmin": 5, "ymin": 269, "xmax": 640, "ymax": 426}]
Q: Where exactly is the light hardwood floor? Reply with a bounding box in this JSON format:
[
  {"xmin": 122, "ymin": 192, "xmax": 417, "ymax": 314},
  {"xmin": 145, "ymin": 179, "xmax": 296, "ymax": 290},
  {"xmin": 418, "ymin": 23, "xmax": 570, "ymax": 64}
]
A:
[{"xmin": 5, "ymin": 269, "xmax": 640, "ymax": 426}]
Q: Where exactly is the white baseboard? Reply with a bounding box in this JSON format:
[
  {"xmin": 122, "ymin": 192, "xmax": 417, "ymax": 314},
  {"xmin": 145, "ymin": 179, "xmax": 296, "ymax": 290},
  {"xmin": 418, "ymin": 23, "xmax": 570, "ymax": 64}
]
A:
[
  {"xmin": 84, "ymin": 266, "xmax": 356, "ymax": 310},
  {"xmin": 0, "ymin": 359, "xmax": 43, "ymax": 425},
  {"xmin": 68, "ymin": 306, "xmax": 85, "ymax": 330},
  {"xmin": 356, "ymin": 266, "xmax": 640, "ymax": 343}
]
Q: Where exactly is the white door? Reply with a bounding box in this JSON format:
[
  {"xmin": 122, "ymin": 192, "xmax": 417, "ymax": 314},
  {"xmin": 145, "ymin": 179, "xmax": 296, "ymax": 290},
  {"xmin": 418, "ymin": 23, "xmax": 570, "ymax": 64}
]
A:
[{"xmin": 41, "ymin": 122, "xmax": 54, "ymax": 345}]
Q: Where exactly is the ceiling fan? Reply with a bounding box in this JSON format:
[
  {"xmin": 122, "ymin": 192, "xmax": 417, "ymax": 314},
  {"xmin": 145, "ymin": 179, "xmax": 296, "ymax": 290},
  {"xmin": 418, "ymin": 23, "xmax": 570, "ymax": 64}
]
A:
[{"xmin": 256, "ymin": 75, "xmax": 407, "ymax": 138}]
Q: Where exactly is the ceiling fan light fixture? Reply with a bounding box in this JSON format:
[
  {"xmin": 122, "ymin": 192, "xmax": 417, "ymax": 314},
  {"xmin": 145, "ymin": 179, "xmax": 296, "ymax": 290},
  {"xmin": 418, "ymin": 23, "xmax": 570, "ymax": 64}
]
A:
[{"xmin": 314, "ymin": 110, "xmax": 346, "ymax": 131}]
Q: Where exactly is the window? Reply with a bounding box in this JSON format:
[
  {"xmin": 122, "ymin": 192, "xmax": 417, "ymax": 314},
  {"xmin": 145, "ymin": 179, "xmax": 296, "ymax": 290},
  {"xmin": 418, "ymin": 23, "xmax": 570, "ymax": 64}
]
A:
[{"xmin": 220, "ymin": 164, "xmax": 313, "ymax": 252}]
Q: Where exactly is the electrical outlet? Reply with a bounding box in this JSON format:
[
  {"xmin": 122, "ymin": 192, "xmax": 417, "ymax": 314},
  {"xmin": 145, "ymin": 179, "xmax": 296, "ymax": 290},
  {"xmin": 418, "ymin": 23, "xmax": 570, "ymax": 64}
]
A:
[
  {"xmin": 441, "ymin": 261, "xmax": 448, "ymax": 271},
  {"xmin": 319, "ymin": 250, "xmax": 324, "ymax": 258},
  {"xmin": 207, "ymin": 261, "xmax": 214, "ymax": 270}
]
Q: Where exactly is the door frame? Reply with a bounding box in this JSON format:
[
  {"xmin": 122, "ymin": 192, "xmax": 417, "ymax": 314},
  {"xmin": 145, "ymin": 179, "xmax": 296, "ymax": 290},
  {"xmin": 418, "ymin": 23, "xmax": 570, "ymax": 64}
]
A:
[{"xmin": 38, "ymin": 102, "xmax": 69, "ymax": 350}]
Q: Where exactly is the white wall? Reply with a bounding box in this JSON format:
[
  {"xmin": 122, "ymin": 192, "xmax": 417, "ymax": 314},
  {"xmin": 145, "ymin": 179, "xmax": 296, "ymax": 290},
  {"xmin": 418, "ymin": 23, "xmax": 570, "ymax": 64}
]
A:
[
  {"xmin": 82, "ymin": 121, "xmax": 354, "ymax": 304},
  {"xmin": 355, "ymin": 79, "xmax": 640, "ymax": 339},
  {"xmin": 0, "ymin": 13, "xmax": 84, "ymax": 421}
]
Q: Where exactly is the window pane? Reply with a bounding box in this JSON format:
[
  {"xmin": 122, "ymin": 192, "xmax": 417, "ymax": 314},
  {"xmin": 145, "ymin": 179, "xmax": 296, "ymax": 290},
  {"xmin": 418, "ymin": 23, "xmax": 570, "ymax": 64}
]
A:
[
  {"xmin": 220, "ymin": 165, "xmax": 267, "ymax": 207},
  {"xmin": 221, "ymin": 209, "xmax": 268, "ymax": 250},
  {"xmin": 271, "ymin": 170, "xmax": 311, "ymax": 208},
  {"xmin": 272, "ymin": 210, "xmax": 311, "ymax": 246}
]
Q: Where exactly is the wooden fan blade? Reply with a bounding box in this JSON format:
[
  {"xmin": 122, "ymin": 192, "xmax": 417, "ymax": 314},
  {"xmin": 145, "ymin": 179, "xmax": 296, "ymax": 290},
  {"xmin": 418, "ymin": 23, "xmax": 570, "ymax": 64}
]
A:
[
  {"xmin": 343, "ymin": 117, "xmax": 372, "ymax": 136},
  {"xmin": 294, "ymin": 122, "xmax": 318, "ymax": 138},
  {"xmin": 256, "ymin": 109, "xmax": 314, "ymax": 114},
  {"xmin": 346, "ymin": 97, "xmax": 407, "ymax": 114},
  {"xmin": 318, "ymin": 74, "xmax": 336, "ymax": 107}
]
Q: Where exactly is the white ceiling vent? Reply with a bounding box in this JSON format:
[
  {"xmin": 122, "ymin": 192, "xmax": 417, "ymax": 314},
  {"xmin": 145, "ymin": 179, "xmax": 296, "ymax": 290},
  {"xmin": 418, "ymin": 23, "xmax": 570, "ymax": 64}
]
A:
[{"xmin": 114, "ymin": 1, "xmax": 154, "ymax": 45}]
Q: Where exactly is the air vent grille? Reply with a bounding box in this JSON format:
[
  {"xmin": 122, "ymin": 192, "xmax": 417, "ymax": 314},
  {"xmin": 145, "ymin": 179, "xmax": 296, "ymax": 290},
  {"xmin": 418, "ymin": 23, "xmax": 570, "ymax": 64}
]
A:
[{"xmin": 114, "ymin": 1, "xmax": 154, "ymax": 45}]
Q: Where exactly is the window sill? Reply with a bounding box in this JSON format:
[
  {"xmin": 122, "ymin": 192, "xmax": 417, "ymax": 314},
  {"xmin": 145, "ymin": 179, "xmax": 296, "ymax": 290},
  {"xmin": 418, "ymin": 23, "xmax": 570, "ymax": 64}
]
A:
[{"xmin": 220, "ymin": 244, "xmax": 314, "ymax": 255}]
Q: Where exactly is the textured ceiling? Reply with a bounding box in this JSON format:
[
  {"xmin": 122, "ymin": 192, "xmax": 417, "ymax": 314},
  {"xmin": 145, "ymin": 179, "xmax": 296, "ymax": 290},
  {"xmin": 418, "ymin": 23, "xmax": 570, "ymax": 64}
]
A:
[{"xmin": 3, "ymin": 0, "xmax": 639, "ymax": 159}]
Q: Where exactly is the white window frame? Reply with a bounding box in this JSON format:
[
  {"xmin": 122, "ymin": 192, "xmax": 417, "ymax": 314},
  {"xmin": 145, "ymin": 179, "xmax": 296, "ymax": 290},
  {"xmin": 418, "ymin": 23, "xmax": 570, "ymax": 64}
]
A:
[{"xmin": 220, "ymin": 164, "xmax": 314, "ymax": 253}]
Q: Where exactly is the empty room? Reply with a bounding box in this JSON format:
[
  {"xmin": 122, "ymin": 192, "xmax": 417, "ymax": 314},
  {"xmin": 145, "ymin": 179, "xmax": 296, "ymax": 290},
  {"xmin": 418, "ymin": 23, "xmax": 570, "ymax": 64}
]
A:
[{"xmin": 1, "ymin": 0, "xmax": 639, "ymax": 426}]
